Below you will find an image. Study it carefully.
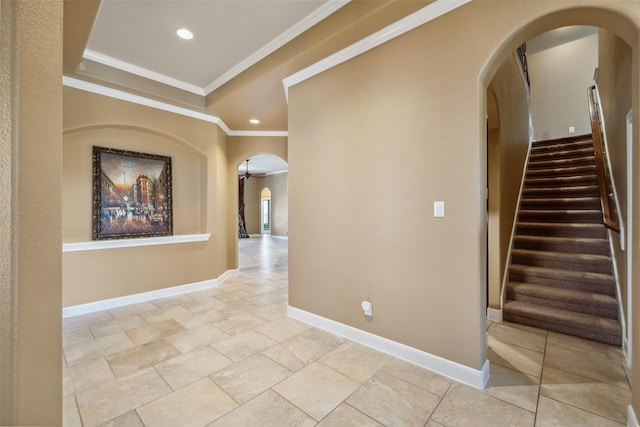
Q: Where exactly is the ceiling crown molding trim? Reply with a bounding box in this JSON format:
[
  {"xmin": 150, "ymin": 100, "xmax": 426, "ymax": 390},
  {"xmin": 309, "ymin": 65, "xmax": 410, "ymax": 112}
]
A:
[
  {"xmin": 63, "ymin": 76, "xmax": 288, "ymax": 137},
  {"xmin": 203, "ymin": 0, "xmax": 350, "ymax": 94},
  {"xmin": 282, "ymin": 0, "xmax": 471, "ymax": 100},
  {"xmin": 83, "ymin": 49, "xmax": 206, "ymax": 96}
]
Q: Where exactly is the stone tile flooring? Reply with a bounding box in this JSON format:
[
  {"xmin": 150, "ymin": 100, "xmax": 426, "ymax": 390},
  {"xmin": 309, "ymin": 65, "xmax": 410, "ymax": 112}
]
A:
[{"xmin": 63, "ymin": 235, "xmax": 631, "ymax": 426}]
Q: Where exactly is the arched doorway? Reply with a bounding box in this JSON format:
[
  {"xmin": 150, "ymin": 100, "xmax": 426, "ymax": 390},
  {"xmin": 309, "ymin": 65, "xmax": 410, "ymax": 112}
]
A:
[{"xmin": 260, "ymin": 187, "xmax": 272, "ymax": 235}]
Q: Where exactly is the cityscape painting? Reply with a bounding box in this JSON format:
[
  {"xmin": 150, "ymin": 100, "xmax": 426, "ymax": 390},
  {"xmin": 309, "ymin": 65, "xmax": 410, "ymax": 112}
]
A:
[{"xmin": 93, "ymin": 146, "xmax": 173, "ymax": 240}]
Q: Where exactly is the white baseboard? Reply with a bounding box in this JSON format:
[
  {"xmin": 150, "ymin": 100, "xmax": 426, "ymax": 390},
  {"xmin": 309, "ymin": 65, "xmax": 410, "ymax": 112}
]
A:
[
  {"xmin": 63, "ymin": 269, "xmax": 239, "ymax": 318},
  {"xmin": 629, "ymin": 405, "xmax": 639, "ymax": 427},
  {"xmin": 287, "ymin": 306, "xmax": 490, "ymax": 389},
  {"xmin": 486, "ymin": 308, "xmax": 503, "ymax": 322}
]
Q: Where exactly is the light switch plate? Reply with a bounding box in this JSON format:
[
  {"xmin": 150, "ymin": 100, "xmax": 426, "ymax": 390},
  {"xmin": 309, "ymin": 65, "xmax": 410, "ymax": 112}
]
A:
[{"xmin": 434, "ymin": 201, "xmax": 445, "ymax": 217}]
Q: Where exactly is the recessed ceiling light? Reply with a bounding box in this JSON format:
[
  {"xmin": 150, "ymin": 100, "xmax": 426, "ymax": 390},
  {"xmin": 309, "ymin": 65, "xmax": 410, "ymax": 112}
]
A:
[
  {"xmin": 176, "ymin": 28, "xmax": 193, "ymax": 40},
  {"xmin": 250, "ymin": 119, "xmax": 260, "ymax": 124}
]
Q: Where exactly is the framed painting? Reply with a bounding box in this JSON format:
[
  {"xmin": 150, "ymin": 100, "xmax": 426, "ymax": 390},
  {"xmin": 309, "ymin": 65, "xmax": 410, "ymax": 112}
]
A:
[{"xmin": 93, "ymin": 146, "xmax": 173, "ymax": 240}]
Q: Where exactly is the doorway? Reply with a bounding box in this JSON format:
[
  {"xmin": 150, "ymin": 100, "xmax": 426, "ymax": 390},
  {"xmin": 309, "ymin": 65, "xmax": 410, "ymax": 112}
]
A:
[{"xmin": 261, "ymin": 187, "xmax": 272, "ymax": 235}]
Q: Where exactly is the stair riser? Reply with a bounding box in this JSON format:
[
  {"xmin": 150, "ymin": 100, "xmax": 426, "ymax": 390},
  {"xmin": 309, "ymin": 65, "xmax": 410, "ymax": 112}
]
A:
[
  {"xmin": 528, "ymin": 157, "xmax": 595, "ymax": 170},
  {"xmin": 511, "ymin": 253, "xmax": 612, "ymax": 275},
  {"xmin": 508, "ymin": 269, "xmax": 615, "ymax": 295},
  {"xmin": 529, "ymin": 148, "xmax": 594, "ymax": 162},
  {"xmin": 505, "ymin": 292, "xmax": 619, "ymax": 319},
  {"xmin": 527, "ymin": 166, "xmax": 596, "ymax": 178},
  {"xmin": 502, "ymin": 313, "xmax": 622, "ymax": 346},
  {"xmin": 525, "ymin": 177, "xmax": 598, "ymax": 188},
  {"xmin": 532, "ymin": 138, "xmax": 592, "ymax": 149},
  {"xmin": 518, "ymin": 211, "xmax": 602, "ymax": 224},
  {"xmin": 516, "ymin": 224, "xmax": 607, "ymax": 239},
  {"xmin": 520, "ymin": 199, "xmax": 600, "ymax": 210},
  {"xmin": 513, "ymin": 238, "xmax": 609, "ymax": 256},
  {"xmin": 522, "ymin": 188, "xmax": 599, "ymax": 199}
]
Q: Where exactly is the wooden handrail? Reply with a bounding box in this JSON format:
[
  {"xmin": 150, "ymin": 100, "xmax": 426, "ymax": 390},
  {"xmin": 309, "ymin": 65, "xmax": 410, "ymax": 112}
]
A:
[{"xmin": 587, "ymin": 85, "xmax": 620, "ymax": 233}]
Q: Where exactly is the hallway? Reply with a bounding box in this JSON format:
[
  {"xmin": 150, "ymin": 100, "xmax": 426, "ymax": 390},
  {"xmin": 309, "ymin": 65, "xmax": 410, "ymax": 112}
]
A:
[{"xmin": 63, "ymin": 235, "xmax": 630, "ymax": 426}]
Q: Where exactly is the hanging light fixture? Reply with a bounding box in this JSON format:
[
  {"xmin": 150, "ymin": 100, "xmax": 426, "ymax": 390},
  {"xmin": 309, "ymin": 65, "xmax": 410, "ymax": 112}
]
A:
[{"xmin": 242, "ymin": 159, "xmax": 252, "ymax": 180}]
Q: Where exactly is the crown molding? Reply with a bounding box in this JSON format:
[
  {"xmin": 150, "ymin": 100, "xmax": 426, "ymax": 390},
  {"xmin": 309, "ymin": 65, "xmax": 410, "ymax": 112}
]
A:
[
  {"xmin": 282, "ymin": 0, "xmax": 471, "ymax": 101},
  {"xmin": 204, "ymin": 0, "xmax": 350, "ymax": 94},
  {"xmin": 63, "ymin": 76, "xmax": 287, "ymax": 137},
  {"xmin": 83, "ymin": 49, "xmax": 206, "ymax": 96}
]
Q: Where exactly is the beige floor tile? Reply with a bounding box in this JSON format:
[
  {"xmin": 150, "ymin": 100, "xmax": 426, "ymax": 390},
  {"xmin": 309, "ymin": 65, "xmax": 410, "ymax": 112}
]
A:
[
  {"xmin": 98, "ymin": 410, "xmax": 144, "ymax": 427},
  {"xmin": 245, "ymin": 291, "xmax": 287, "ymax": 305},
  {"xmin": 155, "ymin": 346, "xmax": 233, "ymax": 390},
  {"xmin": 255, "ymin": 316, "xmax": 312, "ymax": 342},
  {"xmin": 242, "ymin": 283, "xmax": 278, "ymax": 295},
  {"xmin": 252, "ymin": 303, "xmax": 288, "ymax": 321},
  {"xmin": 317, "ymin": 403, "xmax": 383, "ymax": 426},
  {"xmin": 76, "ymin": 367, "xmax": 171, "ymax": 426},
  {"xmin": 426, "ymin": 420, "xmax": 446, "ymax": 427},
  {"xmin": 125, "ymin": 319, "xmax": 186, "ymax": 345},
  {"xmin": 107, "ymin": 301, "xmax": 157, "ymax": 318},
  {"xmin": 212, "ymin": 329, "xmax": 277, "ymax": 362},
  {"xmin": 262, "ymin": 330, "xmax": 340, "ymax": 372},
  {"xmin": 488, "ymin": 336, "xmax": 543, "ymax": 377},
  {"xmin": 320, "ymin": 341, "xmax": 392, "ymax": 383},
  {"xmin": 500, "ymin": 321, "xmax": 548, "ymax": 336},
  {"xmin": 90, "ymin": 314, "xmax": 147, "ymax": 338},
  {"xmin": 166, "ymin": 322, "xmax": 228, "ymax": 353},
  {"xmin": 380, "ymin": 358, "xmax": 452, "ymax": 397},
  {"xmin": 175, "ymin": 308, "xmax": 226, "ymax": 329},
  {"xmin": 211, "ymin": 353, "xmax": 292, "ymax": 403},
  {"xmin": 215, "ymin": 299, "xmax": 264, "ymax": 316},
  {"xmin": 180, "ymin": 295, "xmax": 224, "ymax": 313},
  {"xmin": 186, "ymin": 286, "xmax": 224, "ymax": 298},
  {"xmin": 347, "ymin": 370, "xmax": 440, "ymax": 427},
  {"xmin": 431, "ymin": 384, "xmax": 534, "ymax": 427},
  {"xmin": 544, "ymin": 343, "xmax": 629, "ymax": 389},
  {"xmin": 488, "ymin": 322, "xmax": 547, "ymax": 352},
  {"xmin": 64, "ymin": 357, "xmax": 115, "ymax": 396},
  {"xmin": 65, "ymin": 332, "xmax": 135, "ymax": 366},
  {"xmin": 64, "ymin": 311, "xmax": 113, "ymax": 330},
  {"xmin": 137, "ymin": 378, "xmax": 237, "ymax": 427},
  {"xmin": 139, "ymin": 304, "xmax": 192, "ymax": 324},
  {"xmin": 64, "ymin": 325, "xmax": 94, "ymax": 347},
  {"xmin": 106, "ymin": 339, "xmax": 180, "ymax": 377},
  {"xmin": 149, "ymin": 293, "xmax": 193, "ymax": 308},
  {"xmin": 215, "ymin": 289, "xmax": 254, "ymax": 303},
  {"xmin": 535, "ymin": 396, "xmax": 625, "ymax": 427},
  {"xmin": 540, "ymin": 367, "xmax": 630, "ymax": 424},
  {"xmin": 273, "ymin": 362, "xmax": 360, "ymax": 421},
  {"xmin": 63, "ymin": 395, "xmax": 83, "ymax": 427},
  {"xmin": 216, "ymin": 281, "xmax": 250, "ymax": 293},
  {"xmin": 213, "ymin": 312, "xmax": 267, "ymax": 335},
  {"xmin": 546, "ymin": 331, "xmax": 623, "ymax": 361},
  {"xmin": 209, "ymin": 389, "xmax": 316, "ymax": 427},
  {"xmin": 483, "ymin": 363, "xmax": 539, "ymax": 412}
]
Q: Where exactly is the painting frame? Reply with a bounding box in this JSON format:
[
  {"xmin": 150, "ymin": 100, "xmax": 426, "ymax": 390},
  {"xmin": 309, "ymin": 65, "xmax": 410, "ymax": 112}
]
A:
[{"xmin": 93, "ymin": 146, "xmax": 173, "ymax": 240}]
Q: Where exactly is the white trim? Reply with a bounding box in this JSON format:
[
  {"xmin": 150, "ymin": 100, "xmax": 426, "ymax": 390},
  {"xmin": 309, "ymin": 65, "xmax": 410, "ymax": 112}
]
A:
[
  {"xmin": 628, "ymin": 405, "xmax": 639, "ymax": 427},
  {"xmin": 626, "ymin": 109, "xmax": 633, "ymax": 368},
  {"xmin": 287, "ymin": 306, "xmax": 490, "ymax": 389},
  {"xmin": 486, "ymin": 308, "xmax": 503, "ymax": 322},
  {"xmin": 282, "ymin": 0, "xmax": 471, "ymax": 100},
  {"xmin": 204, "ymin": 0, "xmax": 350, "ymax": 94},
  {"xmin": 608, "ymin": 229, "xmax": 627, "ymax": 354},
  {"xmin": 63, "ymin": 233, "xmax": 210, "ymax": 252},
  {"xmin": 62, "ymin": 76, "xmax": 288, "ymax": 137},
  {"xmin": 62, "ymin": 269, "xmax": 239, "ymax": 318},
  {"xmin": 83, "ymin": 49, "xmax": 206, "ymax": 96}
]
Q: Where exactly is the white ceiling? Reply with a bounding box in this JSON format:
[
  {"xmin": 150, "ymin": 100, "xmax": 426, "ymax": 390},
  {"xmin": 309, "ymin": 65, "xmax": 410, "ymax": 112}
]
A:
[
  {"xmin": 238, "ymin": 154, "xmax": 288, "ymax": 175},
  {"xmin": 527, "ymin": 25, "xmax": 598, "ymax": 54},
  {"xmin": 85, "ymin": 0, "xmax": 347, "ymax": 96}
]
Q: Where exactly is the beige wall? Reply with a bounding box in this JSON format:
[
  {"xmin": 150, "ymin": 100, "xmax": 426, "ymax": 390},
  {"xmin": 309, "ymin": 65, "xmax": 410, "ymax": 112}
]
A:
[
  {"xmin": 243, "ymin": 173, "xmax": 289, "ymax": 236},
  {"xmin": 63, "ymin": 87, "xmax": 232, "ymax": 307},
  {"xmin": 0, "ymin": 1, "xmax": 63, "ymax": 424},
  {"xmin": 598, "ymin": 29, "xmax": 633, "ymax": 355},
  {"xmin": 487, "ymin": 55, "xmax": 531, "ymax": 309},
  {"xmin": 528, "ymin": 33, "xmax": 599, "ymax": 141},
  {"xmin": 288, "ymin": 0, "xmax": 640, "ymax": 381},
  {"xmin": 242, "ymin": 176, "xmax": 262, "ymax": 234}
]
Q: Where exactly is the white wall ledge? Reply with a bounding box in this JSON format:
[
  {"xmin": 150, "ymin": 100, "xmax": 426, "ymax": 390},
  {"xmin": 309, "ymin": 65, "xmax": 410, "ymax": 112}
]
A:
[{"xmin": 63, "ymin": 233, "xmax": 211, "ymax": 252}]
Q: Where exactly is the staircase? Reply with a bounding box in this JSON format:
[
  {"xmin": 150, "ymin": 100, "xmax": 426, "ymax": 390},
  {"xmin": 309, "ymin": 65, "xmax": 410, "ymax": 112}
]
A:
[{"xmin": 503, "ymin": 135, "xmax": 622, "ymax": 346}]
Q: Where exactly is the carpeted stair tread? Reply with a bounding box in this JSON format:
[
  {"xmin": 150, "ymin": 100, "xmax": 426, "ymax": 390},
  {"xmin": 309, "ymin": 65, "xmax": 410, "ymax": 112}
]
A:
[
  {"xmin": 529, "ymin": 146, "xmax": 595, "ymax": 161},
  {"xmin": 511, "ymin": 249, "xmax": 612, "ymax": 274},
  {"xmin": 528, "ymin": 156, "xmax": 595, "ymax": 170},
  {"xmin": 531, "ymin": 135, "xmax": 592, "ymax": 149},
  {"xmin": 526, "ymin": 164, "xmax": 596, "ymax": 178},
  {"xmin": 520, "ymin": 196, "xmax": 601, "ymax": 210},
  {"xmin": 513, "ymin": 235, "xmax": 609, "ymax": 255},
  {"xmin": 516, "ymin": 222, "xmax": 607, "ymax": 239},
  {"xmin": 509, "ymin": 264, "xmax": 615, "ymax": 295},
  {"xmin": 503, "ymin": 301, "xmax": 621, "ymax": 346},
  {"xmin": 525, "ymin": 174, "xmax": 597, "ymax": 188},
  {"xmin": 506, "ymin": 282, "xmax": 619, "ymax": 319},
  {"xmin": 518, "ymin": 209, "xmax": 602, "ymax": 223}
]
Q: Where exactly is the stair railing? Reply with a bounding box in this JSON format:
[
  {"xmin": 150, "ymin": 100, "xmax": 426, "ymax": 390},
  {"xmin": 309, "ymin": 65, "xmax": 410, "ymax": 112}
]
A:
[{"xmin": 587, "ymin": 85, "xmax": 620, "ymax": 233}]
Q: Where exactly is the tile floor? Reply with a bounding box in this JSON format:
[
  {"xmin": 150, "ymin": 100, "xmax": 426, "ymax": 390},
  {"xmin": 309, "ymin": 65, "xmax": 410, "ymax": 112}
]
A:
[{"xmin": 63, "ymin": 235, "xmax": 631, "ymax": 426}]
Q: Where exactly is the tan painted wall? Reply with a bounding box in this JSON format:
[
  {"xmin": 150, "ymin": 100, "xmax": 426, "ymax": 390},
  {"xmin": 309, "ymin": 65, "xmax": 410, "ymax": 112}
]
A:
[
  {"xmin": 528, "ymin": 33, "xmax": 599, "ymax": 141},
  {"xmin": 264, "ymin": 173, "xmax": 289, "ymax": 236},
  {"xmin": 242, "ymin": 176, "xmax": 262, "ymax": 234},
  {"xmin": 0, "ymin": 1, "xmax": 63, "ymax": 424},
  {"xmin": 487, "ymin": 55, "xmax": 531, "ymax": 309},
  {"xmin": 63, "ymin": 87, "xmax": 232, "ymax": 307},
  {"xmin": 289, "ymin": 0, "xmax": 640, "ymax": 379},
  {"xmin": 598, "ymin": 29, "xmax": 633, "ymax": 354}
]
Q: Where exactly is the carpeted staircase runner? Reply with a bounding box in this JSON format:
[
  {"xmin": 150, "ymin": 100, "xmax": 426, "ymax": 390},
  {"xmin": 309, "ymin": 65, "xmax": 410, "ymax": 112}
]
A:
[{"xmin": 503, "ymin": 135, "xmax": 622, "ymax": 346}]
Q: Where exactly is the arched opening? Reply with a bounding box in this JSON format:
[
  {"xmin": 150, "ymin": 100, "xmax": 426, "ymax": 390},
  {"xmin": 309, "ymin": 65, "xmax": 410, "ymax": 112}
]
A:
[
  {"xmin": 481, "ymin": 6, "xmax": 637, "ymax": 385},
  {"xmin": 260, "ymin": 187, "xmax": 272, "ymax": 235}
]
